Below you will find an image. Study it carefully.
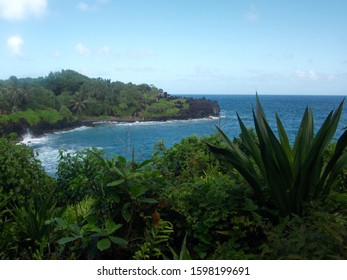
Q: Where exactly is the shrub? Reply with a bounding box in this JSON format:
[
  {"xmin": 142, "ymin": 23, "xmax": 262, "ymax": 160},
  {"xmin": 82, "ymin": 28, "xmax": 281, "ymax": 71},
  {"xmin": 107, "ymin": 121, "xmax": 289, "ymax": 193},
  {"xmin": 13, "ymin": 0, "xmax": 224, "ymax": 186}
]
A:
[
  {"xmin": 0, "ymin": 138, "xmax": 54, "ymax": 206},
  {"xmin": 260, "ymin": 210, "xmax": 347, "ymax": 259},
  {"xmin": 161, "ymin": 170, "xmax": 261, "ymax": 259}
]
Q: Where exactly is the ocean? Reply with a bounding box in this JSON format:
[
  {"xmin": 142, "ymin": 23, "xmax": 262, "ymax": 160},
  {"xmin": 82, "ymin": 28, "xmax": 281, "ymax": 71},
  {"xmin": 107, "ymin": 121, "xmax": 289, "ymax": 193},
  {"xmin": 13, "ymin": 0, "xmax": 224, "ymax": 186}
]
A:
[{"xmin": 22, "ymin": 95, "xmax": 347, "ymax": 176}]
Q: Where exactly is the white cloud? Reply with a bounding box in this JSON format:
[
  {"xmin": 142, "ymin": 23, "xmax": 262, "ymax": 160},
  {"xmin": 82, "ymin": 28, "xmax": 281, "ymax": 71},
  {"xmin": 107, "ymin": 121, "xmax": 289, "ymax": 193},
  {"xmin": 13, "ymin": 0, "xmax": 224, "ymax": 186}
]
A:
[
  {"xmin": 77, "ymin": 2, "xmax": 90, "ymax": 12},
  {"xmin": 295, "ymin": 70, "xmax": 338, "ymax": 82},
  {"xmin": 77, "ymin": 2, "xmax": 99, "ymax": 12},
  {"xmin": 295, "ymin": 70, "xmax": 319, "ymax": 81},
  {"xmin": 0, "ymin": 0, "xmax": 47, "ymax": 20},
  {"xmin": 308, "ymin": 70, "xmax": 317, "ymax": 81},
  {"xmin": 195, "ymin": 65, "xmax": 213, "ymax": 77},
  {"xmin": 96, "ymin": 0, "xmax": 111, "ymax": 3},
  {"xmin": 245, "ymin": 3, "xmax": 259, "ymax": 22},
  {"xmin": 114, "ymin": 65, "xmax": 157, "ymax": 73},
  {"xmin": 6, "ymin": 35, "xmax": 24, "ymax": 57},
  {"xmin": 77, "ymin": 0, "xmax": 110, "ymax": 12},
  {"xmin": 127, "ymin": 49, "xmax": 156, "ymax": 59},
  {"xmin": 52, "ymin": 49, "xmax": 62, "ymax": 57},
  {"xmin": 295, "ymin": 70, "xmax": 306, "ymax": 79},
  {"xmin": 100, "ymin": 46, "xmax": 111, "ymax": 55},
  {"xmin": 75, "ymin": 43, "xmax": 91, "ymax": 56}
]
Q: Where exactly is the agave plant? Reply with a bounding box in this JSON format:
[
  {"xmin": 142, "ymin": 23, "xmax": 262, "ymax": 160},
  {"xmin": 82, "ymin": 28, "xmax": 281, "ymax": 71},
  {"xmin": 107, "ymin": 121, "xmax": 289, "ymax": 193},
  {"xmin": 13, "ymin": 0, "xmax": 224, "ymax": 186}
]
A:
[{"xmin": 208, "ymin": 94, "xmax": 347, "ymax": 217}]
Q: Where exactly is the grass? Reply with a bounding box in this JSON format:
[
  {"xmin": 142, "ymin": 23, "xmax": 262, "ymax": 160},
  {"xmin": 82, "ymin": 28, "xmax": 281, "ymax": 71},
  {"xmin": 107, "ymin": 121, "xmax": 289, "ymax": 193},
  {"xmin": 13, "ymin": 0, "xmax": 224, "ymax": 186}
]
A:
[{"xmin": 0, "ymin": 109, "xmax": 63, "ymax": 126}]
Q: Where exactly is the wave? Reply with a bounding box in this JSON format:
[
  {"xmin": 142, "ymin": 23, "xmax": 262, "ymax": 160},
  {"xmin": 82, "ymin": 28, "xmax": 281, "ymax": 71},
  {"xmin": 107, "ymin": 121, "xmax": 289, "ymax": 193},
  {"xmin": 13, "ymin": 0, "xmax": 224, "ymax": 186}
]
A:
[
  {"xmin": 94, "ymin": 117, "xmax": 221, "ymax": 127},
  {"xmin": 35, "ymin": 145, "xmax": 103, "ymax": 177},
  {"xmin": 53, "ymin": 125, "xmax": 91, "ymax": 135},
  {"xmin": 20, "ymin": 132, "xmax": 48, "ymax": 146}
]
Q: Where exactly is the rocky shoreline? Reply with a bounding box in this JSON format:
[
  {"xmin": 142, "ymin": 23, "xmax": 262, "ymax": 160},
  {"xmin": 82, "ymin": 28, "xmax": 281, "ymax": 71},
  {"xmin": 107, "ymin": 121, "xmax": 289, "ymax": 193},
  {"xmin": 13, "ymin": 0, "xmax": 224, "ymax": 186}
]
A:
[
  {"xmin": 1, "ymin": 97, "xmax": 220, "ymax": 140},
  {"xmin": 5, "ymin": 113, "xmax": 221, "ymax": 141}
]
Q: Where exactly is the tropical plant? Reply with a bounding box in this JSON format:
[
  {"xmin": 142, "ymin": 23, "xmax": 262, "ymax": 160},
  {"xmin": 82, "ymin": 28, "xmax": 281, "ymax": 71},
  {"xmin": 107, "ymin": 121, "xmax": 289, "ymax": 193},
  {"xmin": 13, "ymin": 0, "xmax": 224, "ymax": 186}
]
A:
[
  {"xmin": 69, "ymin": 92, "xmax": 88, "ymax": 117},
  {"xmin": 52, "ymin": 217, "xmax": 127, "ymax": 259},
  {"xmin": 154, "ymin": 134, "xmax": 224, "ymax": 182},
  {"xmin": 8, "ymin": 192, "xmax": 63, "ymax": 259},
  {"xmin": 0, "ymin": 138, "xmax": 54, "ymax": 206},
  {"xmin": 260, "ymin": 210, "xmax": 347, "ymax": 259},
  {"xmin": 207, "ymin": 94, "xmax": 347, "ymax": 217},
  {"xmin": 133, "ymin": 212, "xmax": 174, "ymax": 260},
  {"xmin": 161, "ymin": 170, "xmax": 259, "ymax": 259}
]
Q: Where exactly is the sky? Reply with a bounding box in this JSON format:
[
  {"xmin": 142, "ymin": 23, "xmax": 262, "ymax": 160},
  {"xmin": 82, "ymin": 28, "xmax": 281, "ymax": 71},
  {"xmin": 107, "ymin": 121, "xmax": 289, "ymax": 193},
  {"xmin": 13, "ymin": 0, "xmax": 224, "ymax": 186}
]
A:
[{"xmin": 0, "ymin": 0, "xmax": 347, "ymax": 95}]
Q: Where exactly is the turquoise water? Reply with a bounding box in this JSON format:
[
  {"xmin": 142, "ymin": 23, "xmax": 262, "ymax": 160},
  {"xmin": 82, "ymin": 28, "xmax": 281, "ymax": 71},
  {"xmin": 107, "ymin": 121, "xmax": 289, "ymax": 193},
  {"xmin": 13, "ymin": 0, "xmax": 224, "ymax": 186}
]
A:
[{"xmin": 23, "ymin": 95, "xmax": 347, "ymax": 176}]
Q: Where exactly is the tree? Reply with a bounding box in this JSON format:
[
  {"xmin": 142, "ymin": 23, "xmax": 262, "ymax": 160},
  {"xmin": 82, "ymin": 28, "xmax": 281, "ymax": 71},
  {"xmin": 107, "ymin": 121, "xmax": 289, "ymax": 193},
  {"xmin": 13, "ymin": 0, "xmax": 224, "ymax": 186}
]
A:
[{"xmin": 69, "ymin": 92, "xmax": 88, "ymax": 117}]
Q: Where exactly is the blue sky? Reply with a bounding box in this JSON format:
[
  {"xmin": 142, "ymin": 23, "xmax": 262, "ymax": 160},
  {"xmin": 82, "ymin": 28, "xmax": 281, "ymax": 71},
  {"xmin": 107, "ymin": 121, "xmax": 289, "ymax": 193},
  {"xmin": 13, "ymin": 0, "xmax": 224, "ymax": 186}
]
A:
[{"xmin": 1, "ymin": 0, "xmax": 347, "ymax": 95}]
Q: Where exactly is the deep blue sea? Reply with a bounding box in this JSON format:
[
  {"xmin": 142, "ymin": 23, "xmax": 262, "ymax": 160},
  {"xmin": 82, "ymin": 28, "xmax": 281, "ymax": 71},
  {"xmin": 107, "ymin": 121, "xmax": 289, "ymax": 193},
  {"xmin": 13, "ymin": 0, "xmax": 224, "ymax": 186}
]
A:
[{"xmin": 22, "ymin": 95, "xmax": 347, "ymax": 176}]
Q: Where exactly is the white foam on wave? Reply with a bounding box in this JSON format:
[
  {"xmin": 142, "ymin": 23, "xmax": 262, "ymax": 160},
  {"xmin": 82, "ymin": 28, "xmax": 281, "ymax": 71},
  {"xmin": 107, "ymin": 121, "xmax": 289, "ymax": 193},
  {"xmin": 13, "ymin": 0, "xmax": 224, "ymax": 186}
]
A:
[
  {"xmin": 53, "ymin": 125, "xmax": 91, "ymax": 135},
  {"xmin": 20, "ymin": 132, "xmax": 48, "ymax": 146},
  {"xmin": 35, "ymin": 145, "xmax": 105, "ymax": 176},
  {"xmin": 95, "ymin": 118, "xmax": 221, "ymax": 128},
  {"xmin": 35, "ymin": 146, "xmax": 77, "ymax": 176}
]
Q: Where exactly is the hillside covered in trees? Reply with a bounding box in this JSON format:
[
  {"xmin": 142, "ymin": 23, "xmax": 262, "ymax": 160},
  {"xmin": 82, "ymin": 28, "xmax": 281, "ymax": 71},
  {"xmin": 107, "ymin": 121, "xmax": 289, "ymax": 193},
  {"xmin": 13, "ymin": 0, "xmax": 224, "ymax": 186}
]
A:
[{"xmin": 0, "ymin": 70, "xmax": 220, "ymax": 138}]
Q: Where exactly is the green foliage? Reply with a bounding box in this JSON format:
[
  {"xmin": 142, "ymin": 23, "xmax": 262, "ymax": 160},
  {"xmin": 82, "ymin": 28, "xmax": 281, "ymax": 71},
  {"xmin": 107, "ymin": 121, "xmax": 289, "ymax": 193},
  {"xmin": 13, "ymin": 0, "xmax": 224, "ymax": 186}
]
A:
[
  {"xmin": 59, "ymin": 105, "xmax": 74, "ymax": 122},
  {"xmin": 1, "ymin": 92, "xmax": 345, "ymax": 260},
  {"xmin": 53, "ymin": 217, "xmax": 127, "ymax": 259},
  {"xmin": 143, "ymin": 99, "xmax": 188, "ymax": 119},
  {"xmin": 62, "ymin": 196, "xmax": 95, "ymax": 224},
  {"xmin": 260, "ymin": 210, "xmax": 347, "ymax": 259},
  {"xmin": 0, "ymin": 138, "xmax": 54, "ymax": 206},
  {"xmin": 0, "ymin": 187, "xmax": 11, "ymax": 222},
  {"xmin": 161, "ymin": 170, "xmax": 260, "ymax": 259},
  {"xmin": 0, "ymin": 108, "xmax": 63, "ymax": 127},
  {"xmin": 56, "ymin": 147, "xmax": 164, "ymax": 258},
  {"xmin": 8, "ymin": 193, "xmax": 62, "ymax": 259},
  {"xmin": 156, "ymin": 134, "xmax": 224, "ymax": 181},
  {"xmin": 57, "ymin": 148, "xmax": 160, "ymax": 221},
  {"xmin": 208, "ymin": 94, "xmax": 347, "ymax": 217},
  {"xmin": 133, "ymin": 216, "xmax": 174, "ymax": 260},
  {"xmin": 0, "ymin": 70, "xmax": 219, "ymax": 137}
]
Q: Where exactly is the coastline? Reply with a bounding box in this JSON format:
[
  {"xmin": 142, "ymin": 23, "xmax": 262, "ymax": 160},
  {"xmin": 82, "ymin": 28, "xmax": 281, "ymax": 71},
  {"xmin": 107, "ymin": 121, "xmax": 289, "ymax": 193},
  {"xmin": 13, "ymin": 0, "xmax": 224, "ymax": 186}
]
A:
[{"xmin": 18, "ymin": 114, "xmax": 221, "ymax": 141}]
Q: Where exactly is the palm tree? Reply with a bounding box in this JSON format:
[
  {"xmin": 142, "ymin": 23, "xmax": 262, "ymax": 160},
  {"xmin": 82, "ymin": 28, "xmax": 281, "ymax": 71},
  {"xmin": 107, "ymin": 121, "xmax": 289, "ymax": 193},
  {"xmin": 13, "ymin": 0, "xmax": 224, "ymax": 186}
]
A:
[{"xmin": 69, "ymin": 92, "xmax": 88, "ymax": 117}]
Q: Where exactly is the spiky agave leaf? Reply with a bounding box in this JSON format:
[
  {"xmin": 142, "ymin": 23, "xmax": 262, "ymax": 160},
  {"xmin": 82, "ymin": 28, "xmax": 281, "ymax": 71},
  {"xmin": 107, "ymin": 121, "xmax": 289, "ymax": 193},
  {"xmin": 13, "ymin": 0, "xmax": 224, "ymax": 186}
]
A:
[
  {"xmin": 207, "ymin": 126, "xmax": 265, "ymax": 205},
  {"xmin": 207, "ymin": 94, "xmax": 347, "ymax": 217}
]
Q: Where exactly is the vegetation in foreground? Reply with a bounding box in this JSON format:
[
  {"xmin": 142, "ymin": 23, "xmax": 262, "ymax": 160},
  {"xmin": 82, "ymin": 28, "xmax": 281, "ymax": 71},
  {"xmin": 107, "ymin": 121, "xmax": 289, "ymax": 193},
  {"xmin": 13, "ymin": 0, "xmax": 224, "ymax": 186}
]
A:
[{"xmin": 0, "ymin": 96, "xmax": 346, "ymax": 260}]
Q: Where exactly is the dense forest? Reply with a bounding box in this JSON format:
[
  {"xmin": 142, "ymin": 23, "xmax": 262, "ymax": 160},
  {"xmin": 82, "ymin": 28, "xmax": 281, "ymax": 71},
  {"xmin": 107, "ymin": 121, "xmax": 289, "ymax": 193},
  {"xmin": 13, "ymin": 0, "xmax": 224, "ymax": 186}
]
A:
[
  {"xmin": 0, "ymin": 93, "xmax": 346, "ymax": 260},
  {"xmin": 0, "ymin": 70, "xmax": 220, "ymax": 138}
]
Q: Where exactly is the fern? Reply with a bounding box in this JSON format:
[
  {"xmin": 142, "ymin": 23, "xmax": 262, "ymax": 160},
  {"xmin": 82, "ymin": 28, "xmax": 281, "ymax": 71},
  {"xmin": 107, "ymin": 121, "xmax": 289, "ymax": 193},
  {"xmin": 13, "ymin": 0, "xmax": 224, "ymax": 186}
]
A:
[{"xmin": 133, "ymin": 217, "xmax": 174, "ymax": 260}]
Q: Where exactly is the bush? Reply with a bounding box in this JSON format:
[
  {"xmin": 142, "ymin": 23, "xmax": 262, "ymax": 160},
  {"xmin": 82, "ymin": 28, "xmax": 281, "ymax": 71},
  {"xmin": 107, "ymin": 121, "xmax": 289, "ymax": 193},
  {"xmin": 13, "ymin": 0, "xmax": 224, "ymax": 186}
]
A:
[
  {"xmin": 56, "ymin": 148, "xmax": 165, "ymax": 258},
  {"xmin": 0, "ymin": 138, "xmax": 54, "ymax": 206},
  {"xmin": 161, "ymin": 170, "xmax": 261, "ymax": 259},
  {"xmin": 0, "ymin": 138, "xmax": 57, "ymax": 259},
  {"xmin": 260, "ymin": 210, "xmax": 347, "ymax": 259},
  {"xmin": 155, "ymin": 134, "xmax": 224, "ymax": 182}
]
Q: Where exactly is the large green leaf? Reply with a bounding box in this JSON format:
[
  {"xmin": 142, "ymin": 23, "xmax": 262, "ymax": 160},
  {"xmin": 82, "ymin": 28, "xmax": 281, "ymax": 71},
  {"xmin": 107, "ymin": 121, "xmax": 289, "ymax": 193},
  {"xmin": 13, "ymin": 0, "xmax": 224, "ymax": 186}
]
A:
[
  {"xmin": 109, "ymin": 236, "xmax": 128, "ymax": 249},
  {"xmin": 105, "ymin": 220, "xmax": 122, "ymax": 234},
  {"xmin": 97, "ymin": 238, "xmax": 111, "ymax": 251},
  {"xmin": 58, "ymin": 236, "xmax": 80, "ymax": 245},
  {"xmin": 293, "ymin": 107, "xmax": 314, "ymax": 171},
  {"xmin": 253, "ymin": 98, "xmax": 292, "ymax": 215},
  {"xmin": 107, "ymin": 179, "xmax": 125, "ymax": 187},
  {"xmin": 276, "ymin": 113, "xmax": 292, "ymax": 163},
  {"xmin": 237, "ymin": 113, "xmax": 265, "ymax": 176},
  {"xmin": 208, "ymin": 127, "xmax": 265, "ymax": 205},
  {"xmin": 296, "ymin": 99, "xmax": 344, "ymax": 203}
]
